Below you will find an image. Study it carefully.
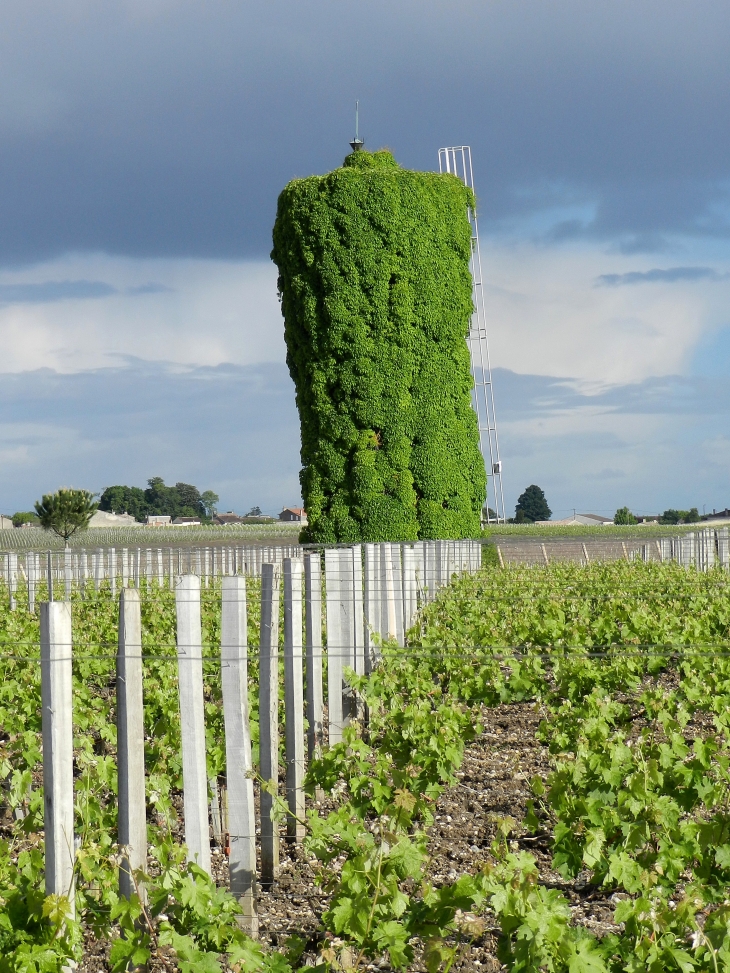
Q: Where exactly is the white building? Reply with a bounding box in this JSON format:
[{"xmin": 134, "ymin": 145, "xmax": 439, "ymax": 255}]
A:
[
  {"xmin": 535, "ymin": 513, "xmax": 614, "ymax": 526},
  {"xmin": 90, "ymin": 511, "xmax": 141, "ymax": 527},
  {"xmin": 146, "ymin": 515, "xmax": 172, "ymax": 526}
]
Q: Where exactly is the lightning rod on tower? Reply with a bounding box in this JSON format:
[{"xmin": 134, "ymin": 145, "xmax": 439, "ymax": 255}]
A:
[{"xmin": 350, "ymin": 101, "xmax": 364, "ymax": 152}]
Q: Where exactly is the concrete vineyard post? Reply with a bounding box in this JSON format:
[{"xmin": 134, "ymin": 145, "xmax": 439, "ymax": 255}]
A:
[
  {"xmin": 175, "ymin": 574, "xmax": 212, "ymax": 875},
  {"xmin": 352, "ymin": 545, "xmax": 365, "ymax": 678},
  {"xmin": 79, "ymin": 551, "xmax": 87, "ymax": 598},
  {"xmin": 109, "ymin": 548, "xmax": 116, "ymax": 598},
  {"xmin": 259, "ymin": 563, "xmax": 281, "ymax": 887},
  {"xmin": 46, "ymin": 551, "xmax": 54, "ymax": 602},
  {"xmin": 220, "ymin": 576, "xmax": 257, "ymax": 934},
  {"xmin": 121, "ymin": 548, "xmax": 129, "ymax": 588},
  {"xmin": 40, "ymin": 600, "xmax": 75, "ymax": 912},
  {"xmin": 413, "ymin": 543, "xmax": 425, "ymax": 607},
  {"xmin": 304, "ymin": 554, "xmax": 324, "ymax": 757},
  {"xmin": 63, "ymin": 547, "xmax": 73, "ymax": 601},
  {"xmin": 338, "ymin": 548, "xmax": 356, "ymax": 720},
  {"xmin": 8, "ymin": 552, "xmax": 18, "ymax": 611},
  {"xmin": 363, "ymin": 544, "xmax": 377, "ymax": 672},
  {"xmin": 402, "ymin": 544, "xmax": 417, "ymax": 636},
  {"xmin": 389, "ymin": 544, "xmax": 404, "ymax": 646},
  {"xmin": 28, "ymin": 552, "xmax": 36, "ymax": 613},
  {"xmin": 95, "ymin": 548, "xmax": 104, "ymax": 592},
  {"xmin": 381, "ymin": 545, "xmax": 397, "ymax": 641},
  {"xmin": 209, "ymin": 779, "xmax": 223, "ymax": 846},
  {"xmin": 117, "ymin": 588, "xmax": 147, "ymax": 899},
  {"xmin": 283, "ymin": 558, "xmax": 305, "ymax": 843},
  {"xmin": 324, "ymin": 549, "xmax": 344, "ymax": 743},
  {"xmin": 424, "ymin": 542, "xmax": 435, "ymax": 603}
]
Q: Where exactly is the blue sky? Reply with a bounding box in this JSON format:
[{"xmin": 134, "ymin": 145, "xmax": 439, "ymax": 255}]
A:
[{"xmin": 0, "ymin": 1, "xmax": 729, "ymax": 517}]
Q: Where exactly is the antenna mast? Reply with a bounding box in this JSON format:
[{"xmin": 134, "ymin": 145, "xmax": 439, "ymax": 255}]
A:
[
  {"xmin": 350, "ymin": 101, "xmax": 364, "ymax": 152},
  {"xmin": 438, "ymin": 146, "xmax": 505, "ymax": 524}
]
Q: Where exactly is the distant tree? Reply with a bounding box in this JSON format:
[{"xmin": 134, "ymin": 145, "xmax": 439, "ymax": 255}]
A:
[
  {"xmin": 482, "ymin": 506, "xmax": 497, "ymax": 522},
  {"xmin": 35, "ymin": 489, "xmax": 97, "ymax": 545},
  {"xmin": 200, "ymin": 490, "xmax": 219, "ymax": 520},
  {"xmin": 659, "ymin": 509, "xmax": 681, "ymax": 525},
  {"xmin": 12, "ymin": 511, "xmax": 39, "ymax": 527},
  {"xmin": 99, "ymin": 485, "xmax": 148, "ymax": 521},
  {"xmin": 144, "ymin": 477, "xmax": 179, "ymax": 518},
  {"xmin": 176, "ymin": 482, "xmax": 203, "ymax": 513},
  {"xmin": 515, "ymin": 485, "xmax": 551, "ymax": 523},
  {"xmin": 245, "ymin": 506, "xmax": 263, "ymax": 517},
  {"xmin": 659, "ymin": 507, "xmax": 700, "ymax": 525},
  {"xmin": 614, "ymin": 506, "xmax": 638, "ymax": 525}
]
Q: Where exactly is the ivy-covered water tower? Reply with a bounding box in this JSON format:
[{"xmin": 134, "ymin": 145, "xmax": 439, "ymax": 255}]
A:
[{"xmin": 271, "ymin": 146, "xmax": 486, "ymax": 543}]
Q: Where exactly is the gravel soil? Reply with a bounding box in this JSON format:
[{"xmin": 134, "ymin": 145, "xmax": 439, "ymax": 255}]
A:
[{"xmin": 3, "ymin": 702, "xmax": 623, "ymax": 972}]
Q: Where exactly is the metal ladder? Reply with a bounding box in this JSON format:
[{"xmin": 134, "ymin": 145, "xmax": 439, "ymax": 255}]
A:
[{"xmin": 438, "ymin": 145, "xmax": 505, "ymax": 523}]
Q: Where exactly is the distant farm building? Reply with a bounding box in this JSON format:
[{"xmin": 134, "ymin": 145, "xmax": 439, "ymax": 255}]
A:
[
  {"xmin": 146, "ymin": 515, "xmax": 172, "ymax": 527},
  {"xmin": 279, "ymin": 507, "xmax": 307, "ymax": 523},
  {"xmin": 90, "ymin": 511, "xmax": 140, "ymax": 527},
  {"xmin": 535, "ymin": 513, "xmax": 614, "ymax": 526},
  {"xmin": 214, "ymin": 512, "xmax": 242, "ymax": 526}
]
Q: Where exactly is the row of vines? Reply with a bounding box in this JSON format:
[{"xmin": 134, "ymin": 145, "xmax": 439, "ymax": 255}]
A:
[{"xmin": 1, "ymin": 562, "xmax": 730, "ymax": 971}]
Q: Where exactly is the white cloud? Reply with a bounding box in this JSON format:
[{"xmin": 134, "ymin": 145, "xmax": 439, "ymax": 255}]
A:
[
  {"xmin": 481, "ymin": 241, "xmax": 730, "ymax": 384},
  {"xmin": 3, "ymin": 244, "xmax": 728, "ymax": 389},
  {"xmin": 0, "ymin": 254, "xmax": 284, "ymax": 373}
]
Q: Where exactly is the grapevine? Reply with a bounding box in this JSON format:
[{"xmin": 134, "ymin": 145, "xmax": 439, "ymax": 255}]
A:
[{"xmin": 1, "ymin": 562, "xmax": 730, "ymax": 970}]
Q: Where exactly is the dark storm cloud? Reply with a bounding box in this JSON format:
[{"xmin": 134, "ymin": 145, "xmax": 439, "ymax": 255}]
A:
[
  {"xmin": 2, "ymin": 1, "xmax": 730, "ymax": 261},
  {"xmin": 595, "ymin": 267, "xmax": 723, "ymax": 286}
]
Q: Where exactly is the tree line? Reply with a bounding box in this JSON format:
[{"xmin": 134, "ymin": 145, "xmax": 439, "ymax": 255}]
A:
[
  {"xmin": 99, "ymin": 477, "xmax": 219, "ymax": 523},
  {"xmin": 614, "ymin": 506, "xmax": 701, "ymax": 525}
]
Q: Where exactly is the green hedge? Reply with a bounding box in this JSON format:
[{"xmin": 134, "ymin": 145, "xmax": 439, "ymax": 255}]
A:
[{"xmin": 271, "ymin": 149, "xmax": 486, "ymax": 543}]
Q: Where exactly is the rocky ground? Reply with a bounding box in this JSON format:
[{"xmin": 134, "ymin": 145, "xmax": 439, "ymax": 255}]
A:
[{"xmin": 3, "ymin": 702, "xmax": 623, "ymax": 972}]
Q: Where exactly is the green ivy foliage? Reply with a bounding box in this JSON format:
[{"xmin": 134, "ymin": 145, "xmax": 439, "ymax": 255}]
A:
[{"xmin": 271, "ymin": 149, "xmax": 486, "ymax": 543}]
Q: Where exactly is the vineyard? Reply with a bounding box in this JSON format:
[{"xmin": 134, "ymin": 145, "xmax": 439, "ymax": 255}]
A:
[
  {"xmin": 1, "ymin": 558, "xmax": 730, "ymax": 972},
  {"xmin": 0, "ymin": 523, "xmax": 302, "ymax": 552}
]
